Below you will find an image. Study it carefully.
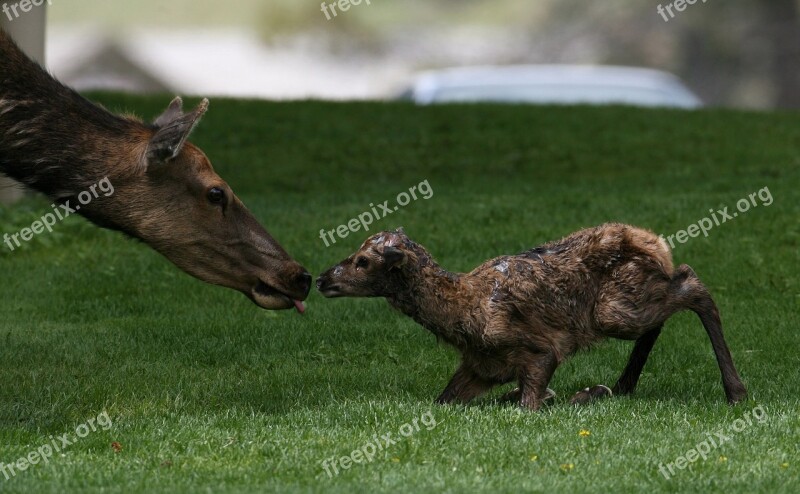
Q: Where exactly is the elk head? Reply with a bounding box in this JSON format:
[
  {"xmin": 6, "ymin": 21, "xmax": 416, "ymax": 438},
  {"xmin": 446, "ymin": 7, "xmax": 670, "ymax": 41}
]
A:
[
  {"xmin": 99, "ymin": 98, "xmax": 312, "ymax": 312},
  {"xmin": 0, "ymin": 30, "xmax": 309, "ymax": 311}
]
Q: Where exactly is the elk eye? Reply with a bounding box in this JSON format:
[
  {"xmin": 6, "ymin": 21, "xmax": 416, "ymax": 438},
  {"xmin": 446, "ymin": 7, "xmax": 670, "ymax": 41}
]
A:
[
  {"xmin": 355, "ymin": 256, "xmax": 369, "ymax": 269},
  {"xmin": 207, "ymin": 187, "xmax": 225, "ymax": 205}
]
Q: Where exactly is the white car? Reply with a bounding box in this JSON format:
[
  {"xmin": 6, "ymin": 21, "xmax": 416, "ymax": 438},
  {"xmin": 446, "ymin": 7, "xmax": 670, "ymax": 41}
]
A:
[{"xmin": 401, "ymin": 65, "xmax": 702, "ymax": 108}]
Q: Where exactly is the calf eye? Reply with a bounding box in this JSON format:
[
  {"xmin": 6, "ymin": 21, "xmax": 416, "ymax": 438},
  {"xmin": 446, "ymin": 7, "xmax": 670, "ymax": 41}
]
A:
[{"xmin": 355, "ymin": 256, "xmax": 369, "ymax": 269}]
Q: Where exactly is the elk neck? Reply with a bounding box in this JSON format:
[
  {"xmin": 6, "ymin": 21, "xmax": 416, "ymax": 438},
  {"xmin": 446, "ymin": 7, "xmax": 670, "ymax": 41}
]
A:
[{"xmin": 0, "ymin": 30, "xmax": 147, "ymax": 203}]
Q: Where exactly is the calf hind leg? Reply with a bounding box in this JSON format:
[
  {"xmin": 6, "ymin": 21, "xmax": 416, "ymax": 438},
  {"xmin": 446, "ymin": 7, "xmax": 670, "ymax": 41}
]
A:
[
  {"xmin": 571, "ymin": 326, "xmax": 662, "ymax": 405},
  {"xmin": 570, "ymin": 384, "xmax": 613, "ymax": 405},
  {"xmin": 674, "ymin": 265, "xmax": 747, "ymax": 403},
  {"xmin": 577, "ymin": 264, "xmax": 746, "ymax": 405},
  {"xmin": 613, "ymin": 326, "xmax": 663, "ymax": 395},
  {"xmin": 570, "ymin": 327, "xmax": 662, "ymax": 405}
]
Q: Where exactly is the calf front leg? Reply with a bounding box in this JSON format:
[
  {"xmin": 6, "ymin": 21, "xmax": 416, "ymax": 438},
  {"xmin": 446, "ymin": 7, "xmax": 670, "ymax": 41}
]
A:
[
  {"xmin": 435, "ymin": 363, "xmax": 493, "ymax": 405},
  {"xmin": 518, "ymin": 352, "xmax": 558, "ymax": 411}
]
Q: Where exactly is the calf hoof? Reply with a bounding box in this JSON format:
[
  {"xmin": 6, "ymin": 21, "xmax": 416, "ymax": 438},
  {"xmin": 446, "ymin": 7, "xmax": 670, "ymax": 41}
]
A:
[
  {"xmin": 499, "ymin": 387, "xmax": 556, "ymax": 403},
  {"xmin": 570, "ymin": 385, "xmax": 612, "ymax": 406},
  {"xmin": 726, "ymin": 384, "xmax": 748, "ymax": 405},
  {"xmin": 498, "ymin": 388, "xmax": 521, "ymax": 403}
]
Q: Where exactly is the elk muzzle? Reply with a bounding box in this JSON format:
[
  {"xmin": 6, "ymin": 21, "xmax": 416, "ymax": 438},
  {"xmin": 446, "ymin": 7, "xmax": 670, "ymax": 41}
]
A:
[{"xmin": 252, "ymin": 265, "xmax": 312, "ymax": 312}]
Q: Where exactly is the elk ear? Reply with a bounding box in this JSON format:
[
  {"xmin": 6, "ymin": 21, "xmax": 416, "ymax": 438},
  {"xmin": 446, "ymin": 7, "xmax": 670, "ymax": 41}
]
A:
[
  {"xmin": 382, "ymin": 246, "xmax": 407, "ymax": 270},
  {"xmin": 146, "ymin": 98, "xmax": 209, "ymax": 164}
]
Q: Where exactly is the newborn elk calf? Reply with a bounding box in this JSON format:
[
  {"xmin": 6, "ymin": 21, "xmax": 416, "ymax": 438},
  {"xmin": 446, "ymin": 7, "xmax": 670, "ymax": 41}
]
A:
[{"xmin": 317, "ymin": 224, "xmax": 747, "ymax": 410}]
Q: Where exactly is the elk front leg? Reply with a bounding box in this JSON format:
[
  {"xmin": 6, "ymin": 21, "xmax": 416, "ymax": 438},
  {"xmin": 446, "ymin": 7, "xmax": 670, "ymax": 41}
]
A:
[
  {"xmin": 518, "ymin": 352, "xmax": 558, "ymax": 411},
  {"xmin": 435, "ymin": 363, "xmax": 492, "ymax": 405}
]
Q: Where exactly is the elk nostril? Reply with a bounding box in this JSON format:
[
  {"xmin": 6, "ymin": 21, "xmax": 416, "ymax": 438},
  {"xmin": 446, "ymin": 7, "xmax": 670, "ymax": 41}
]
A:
[{"xmin": 298, "ymin": 271, "xmax": 312, "ymax": 291}]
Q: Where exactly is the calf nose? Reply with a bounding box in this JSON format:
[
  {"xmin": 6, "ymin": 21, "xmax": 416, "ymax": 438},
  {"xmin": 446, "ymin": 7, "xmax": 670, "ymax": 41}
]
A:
[{"xmin": 315, "ymin": 276, "xmax": 327, "ymax": 290}]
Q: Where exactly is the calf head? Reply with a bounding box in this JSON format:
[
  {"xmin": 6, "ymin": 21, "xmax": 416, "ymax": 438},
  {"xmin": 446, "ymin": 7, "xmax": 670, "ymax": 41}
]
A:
[{"xmin": 317, "ymin": 228, "xmax": 414, "ymax": 298}]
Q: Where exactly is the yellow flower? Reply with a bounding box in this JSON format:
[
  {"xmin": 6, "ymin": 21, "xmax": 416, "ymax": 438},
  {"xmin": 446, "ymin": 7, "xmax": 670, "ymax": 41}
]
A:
[
  {"xmin": 391, "ymin": 457, "xmax": 400, "ymax": 463},
  {"xmin": 579, "ymin": 429, "xmax": 591, "ymax": 437},
  {"xmin": 781, "ymin": 462, "xmax": 789, "ymax": 469},
  {"xmin": 718, "ymin": 456, "xmax": 728, "ymax": 462},
  {"xmin": 530, "ymin": 455, "xmax": 539, "ymax": 462},
  {"xmin": 560, "ymin": 463, "xmax": 575, "ymax": 472}
]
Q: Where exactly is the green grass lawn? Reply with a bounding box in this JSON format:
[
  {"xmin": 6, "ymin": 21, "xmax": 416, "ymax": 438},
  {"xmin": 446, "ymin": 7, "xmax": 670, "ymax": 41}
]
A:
[{"xmin": 0, "ymin": 97, "xmax": 798, "ymax": 493}]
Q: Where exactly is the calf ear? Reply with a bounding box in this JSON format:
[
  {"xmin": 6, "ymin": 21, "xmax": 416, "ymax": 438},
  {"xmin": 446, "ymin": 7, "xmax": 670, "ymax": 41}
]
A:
[
  {"xmin": 146, "ymin": 98, "xmax": 209, "ymax": 164},
  {"xmin": 153, "ymin": 96, "xmax": 184, "ymax": 127},
  {"xmin": 382, "ymin": 246, "xmax": 407, "ymax": 270}
]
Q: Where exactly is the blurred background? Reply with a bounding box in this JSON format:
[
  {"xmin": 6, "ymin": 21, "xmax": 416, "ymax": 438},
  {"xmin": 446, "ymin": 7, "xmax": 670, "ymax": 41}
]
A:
[{"xmin": 33, "ymin": 0, "xmax": 800, "ymax": 109}]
